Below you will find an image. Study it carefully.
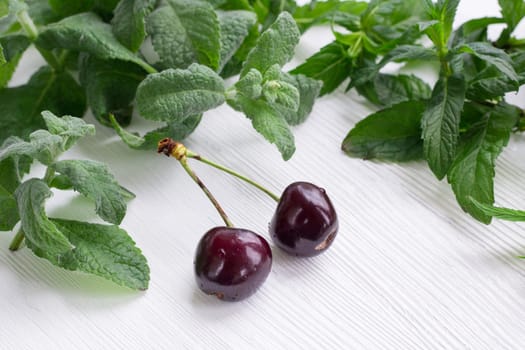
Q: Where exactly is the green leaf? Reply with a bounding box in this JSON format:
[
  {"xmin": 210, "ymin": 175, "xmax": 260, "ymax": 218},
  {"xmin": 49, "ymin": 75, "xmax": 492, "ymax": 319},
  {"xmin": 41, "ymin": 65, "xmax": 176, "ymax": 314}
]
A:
[
  {"xmin": 234, "ymin": 68, "xmax": 263, "ymax": 99},
  {"xmin": 262, "ymin": 79, "xmax": 299, "ymax": 112},
  {"xmin": 0, "ymin": 0, "xmax": 8, "ymax": 17},
  {"xmin": 48, "ymin": 0, "xmax": 94, "ymax": 16},
  {"xmin": 0, "ymin": 184, "xmax": 18, "ymax": 231},
  {"xmin": 110, "ymin": 114, "xmax": 203, "ymax": 150},
  {"xmin": 448, "ymin": 103, "xmax": 520, "ymax": 223},
  {"xmin": 279, "ymin": 72, "xmax": 322, "ymax": 125},
  {"xmin": 498, "ymin": 0, "xmax": 525, "ymax": 30},
  {"xmin": 469, "ymin": 198, "xmax": 525, "ymax": 222},
  {"xmin": 41, "ymin": 111, "xmax": 95, "ymax": 143},
  {"xmin": 0, "ymin": 131, "xmax": 63, "ymax": 166},
  {"xmin": 466, "ymin": 65, "xmax": 516, "ymax": 101},
  {"xmin": 136, "ymin": 63, "xmax": 225, "ymax": 123},
  {"xmin": 421, "ymin": 74, "xmax": 466, "ymax": 180},
  {"xmin": 293, "ymin": 0, "xmax": 367, "ymax": 32},
  {"xmin": 241, "ymin": 11, "xmax": 300, "ymax": 76},
  {"xmin": 458, "ymin": 42, "xmax": 519, "ymax": 85},
  {"xmin": 0, "ymin": 43, "xmax": 5, "ymax": 65},
  {"xmin": 111, "ymin": 0, "xmax": 156, "ymax": 52},
  {"xmin": 290, "ymin": 41, "xmax": 352, "ymax": 96},
  {"xmin": 0, "ymin": 151, "xmax": 31, "ymax": 194},
  {"xmin": 79, "ymin": 54, "xmax": 146, "ymax": 127},
  {"xmin": 342, "ymin": 100, "xmax": 426, "ymax": 161},
  {"xmin": 423, "ymin": 0, "xmax": 460, "ymax": 47},
  {"xmin": 52, "ymin": 160, "xmax": 131, "ymax": 225},
  {"xmin": 51, "ymin": 218, "xmax": 150, "ymax": 290},
  {"xmin": 15, "ymin": 179, "xmax": 76, "ymax": 267},
  {"xmin": 0, "ymin": 34, "xmax": 31, "ymax": 88},
  {"xmin": 217, "ymin": 10, "xmax": 257, "ymax": 71},
  {"xmin": 451, "ymin": 17, "xmax": 505, "ymax": 46},
  {"xmin": 36, "ymin": 12, "xmax": 153, "ymax": 72},
  {"xmin": 357, "ymin": 74, "xmax": 432, "ymax": 107},
  {"xmin": 0, "ymin": 66, "xmax": 86, "ymax": 144},
  {"xmin": 229, "ymin": 97, "xmax": 295, "ymax": 160},
  {"xmin": 220, "ymin": 24, "xmax": 259, "ymax": 78}
]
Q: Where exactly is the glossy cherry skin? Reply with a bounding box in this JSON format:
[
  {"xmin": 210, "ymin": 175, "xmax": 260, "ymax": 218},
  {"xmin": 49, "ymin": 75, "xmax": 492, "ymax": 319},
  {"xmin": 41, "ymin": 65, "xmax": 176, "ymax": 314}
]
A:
[
  {"xmin": 194, "ymin": 227, "xmax": 272, "ymax": 301},
  {"xmin": 269, "ymin": 182, "xmax": 338, "ymax": 257}
]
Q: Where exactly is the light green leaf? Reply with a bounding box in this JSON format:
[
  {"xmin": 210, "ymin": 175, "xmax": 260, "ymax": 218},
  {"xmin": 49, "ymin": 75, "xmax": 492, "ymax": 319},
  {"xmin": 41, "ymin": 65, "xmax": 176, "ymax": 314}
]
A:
[
  {"xmin": 218, "ymin": 10, "xmax": 257, "ymax": 71},
  {"xmin": 290, "ymin": 41, "xmax": 352, "ymax": 96},
  {"xmin": 52, "ymin": 160, "xmax": 132, "ymax": 225},
  {"xmin": 241, "ymin": 11, "xmax": 300, "ymax": 76},
  {"xmin": 0, "ymin": 66, "xmax": 86, "ymax": 144},
  {"xmin": 263, "ymin": 79, "xmax": 299, "ymax": 112},
  {"xmin": 51, "ymin": 218, "xmax": 150, "ymax": 290},
  {"xmin": 36, "ymin": 12, "xmax": 153, "ymax": 72},
  {"xmin": 230, "ymin": 97, "xmax": 295, "ymax": 160},
  {"xmin": 421, "ymin": 74, "xmax": 466, "ymax": 180},
  {"xmin": 111, "ymin": 0, "xmax": 156, "ymax": 52},
  {"xmin": 0, "ymin": 0, "xmax": 8, "ymax": 17},
  {"xmin": 498, "ymin": 0, "xmax": 525, "ymax": 30},
  {"xmin": 458, "ymin": 42, "xmax": 519, "ymax": 85},
  {"xmin": 79, "ymin": 54, "xmax": 146, "ymax": 127},
  {"xmin": 15, "ymin": 179, "xmax": 76, "ymax": 267},
  {"xmin": 234, "ymin": 68, "xmax": 263, "ymax": 99},
  {"xmin": 448, "ymin": 103, "xmax": 519, "ymax": 223},
  {"xmin": 0, "ymin": 44, "xmax": 5, "ymax": 65},
  {"xmin": 41, "ymin": 111, "xmax": 95, "ymax": 150},
  {"xmin": 279, "ymin": 72, "xmax": 322, "ymax": 125},
  {"xmin": 423, "ymin": 0, "xmax": 460, "ymax": 47},
  {"xmin": 136, "ymin": 64, "xmax": 225, "ymax": 122},
  {"xmin": 469, "ymin": 198, "xmax": 525, "ymax": 222},
  {"xmin": 342, "ymin": 100, "xmax": 426, "ymax": 161},
  {"xmin": 0, "ymin": 131, "xmax": 63, "ymax": 166}
]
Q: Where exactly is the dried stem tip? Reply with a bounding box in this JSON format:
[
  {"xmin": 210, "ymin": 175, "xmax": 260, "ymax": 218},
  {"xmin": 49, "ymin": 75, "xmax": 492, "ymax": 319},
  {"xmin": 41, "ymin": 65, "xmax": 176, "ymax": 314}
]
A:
[{"xmin": 157, "ymin": 138, "xmax": 187, "ymax": 160}]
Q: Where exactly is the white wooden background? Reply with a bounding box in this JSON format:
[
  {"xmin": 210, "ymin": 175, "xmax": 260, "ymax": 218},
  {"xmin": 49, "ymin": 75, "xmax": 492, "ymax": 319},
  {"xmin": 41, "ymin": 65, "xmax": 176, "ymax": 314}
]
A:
[{"xmin": 2, "ymin": 1, "xmax": 525, "ymax": 349}]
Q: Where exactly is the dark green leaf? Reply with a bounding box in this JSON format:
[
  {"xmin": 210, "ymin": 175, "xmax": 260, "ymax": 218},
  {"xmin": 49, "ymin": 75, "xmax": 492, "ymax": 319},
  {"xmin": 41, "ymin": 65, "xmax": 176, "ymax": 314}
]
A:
[
  {"xmin": 0, "ymin": 66, "xmax": 86, "ymax": 144},
  {"xmin": 0, "ymin": 34, "xmax": 31, "ymax": 88},
  {"xmin": 421, "ymin": 74, "xmax": 466, "ymax": 179},
  {"xmin": 220, "ymin": 24, "xmax": 259, "ymax": 78},
  {"xmin": 241, "ymin": 11, "xmax": 300, "ymax": 76},
  {"xmin": 290, "ymin": 41, "xmax": 352, "ymax": 96},
  {"xmin": 36, "ymin": 12, "xmax": 153, "ymax": 72},
  {"xmin": 458, "ymin": 42, "xmax": 519, "ymax": 84},
  {"xmin": 357, "ymin": 73, "xmax": 431, "ymax": 107},
  {"xmin": 79, "ymin": 54, "xmax": 145, "ymax": 127},
  {"xmin": 423, "ymin": 0, "xmax": 460, "ymax": 47},
  {"xmin": 342, "ymin": 100, "xmax": 426, "ymax": 161},
  {"xmin": 136, "ymin": 64, "xmax": 225, "ymax": 123},
  {"xmin": 448, "ymin": 103, "xmax": 520, "ymax": 223},
  {"xmin": 51, "ymin": 218, "xmax": 150, "ymax": 290},
  {"xmin": 278, "ymin": 72, "xmax": 322, "ymax": 125},
  {"xmin": 451, "ymin": 17, "xmax": 505, "ymax": 46},
  {"xmin": 469, "ymin": 198, "xmax": 525, "ymax": 222},
  {"xmin": 48, "ymin": 0, "xmax": 94, "ymax": 17},
  {"xmin": 15, "ymin": 179, "xmax": 76, "ymax": 267},
  {"xmin": 52, "ymin": 160, "xmax": 131, "ymax": 225},
  {"xmin": 0, "ymin": 184, "xmax": 18, "ymax": 231},
  {"xmin": 498, "ymin": 0, "xmax": 525, "ymax": 30},
  {"xmin": 293, "ymin": 0, "xmax": 367, "ymax": 32},
  {"xmin": 111, "ymin": 0, "xmax": 156, "ymax": 52}
]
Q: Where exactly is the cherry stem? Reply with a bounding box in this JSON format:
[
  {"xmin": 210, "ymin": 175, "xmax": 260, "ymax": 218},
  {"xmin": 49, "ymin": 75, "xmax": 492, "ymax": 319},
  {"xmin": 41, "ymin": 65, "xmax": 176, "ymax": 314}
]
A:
[
  {"xmin": 185, "ymin": 150, "xmax": 280, "ymax": 203},
  {"xmin": 159, "ymin": 140, "xmax": 234, "ymax": 228}
]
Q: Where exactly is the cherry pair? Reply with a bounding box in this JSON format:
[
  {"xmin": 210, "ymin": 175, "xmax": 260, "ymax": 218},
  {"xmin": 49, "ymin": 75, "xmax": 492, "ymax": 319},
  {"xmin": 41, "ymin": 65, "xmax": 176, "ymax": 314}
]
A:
[{"xmin": 158, "ymin": 140, "xmax": 338, "ymax": 302}]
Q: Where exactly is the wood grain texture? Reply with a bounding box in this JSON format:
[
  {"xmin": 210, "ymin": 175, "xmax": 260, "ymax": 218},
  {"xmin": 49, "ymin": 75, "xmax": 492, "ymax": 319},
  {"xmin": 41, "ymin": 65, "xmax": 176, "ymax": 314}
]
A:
[{"xmin": 2, "ymin": 1, "xmax": 525, "ymax": 349}]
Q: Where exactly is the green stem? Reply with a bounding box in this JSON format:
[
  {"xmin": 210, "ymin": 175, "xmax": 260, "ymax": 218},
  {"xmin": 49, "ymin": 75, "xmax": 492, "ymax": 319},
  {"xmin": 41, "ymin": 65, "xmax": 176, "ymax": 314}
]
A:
[
  {"xmin": 139, "ymin": 61, "xmax": 158, "ymax": 75},
  {"xmin": 186, "ymin": 150, "xmax": 280, "ymax": 203},
  {"xmin": 43, "ymin": 167, "xmax": 55, "ymax": 185},
  {"xmin": 179, "ymin": 156, "xmax": 234, "ymax": 228},
  {"xmin": 16, "ymin": 9, "xmax": 61, "ymax": 71},
  {"xmin": 9, "ymin": 229, "xmax": 25, "ymax": 251}
]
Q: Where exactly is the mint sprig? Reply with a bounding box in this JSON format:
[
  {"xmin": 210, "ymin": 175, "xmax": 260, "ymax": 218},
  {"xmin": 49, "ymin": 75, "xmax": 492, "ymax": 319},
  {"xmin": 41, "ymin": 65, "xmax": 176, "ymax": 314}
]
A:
[{"xmin": 0, "ymin": 111, "xmax": 149, "ymax": 290}]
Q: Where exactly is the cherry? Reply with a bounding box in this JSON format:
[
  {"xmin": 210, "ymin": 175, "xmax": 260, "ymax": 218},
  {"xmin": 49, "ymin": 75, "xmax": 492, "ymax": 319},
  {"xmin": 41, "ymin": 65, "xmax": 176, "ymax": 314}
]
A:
[
  {"xmin": 269, "ymin": 182, "xmax": 338, "ymax": 257},
  {"xmin": 194, "ymin": 227, "xmax": 272, "ymax": 301}
]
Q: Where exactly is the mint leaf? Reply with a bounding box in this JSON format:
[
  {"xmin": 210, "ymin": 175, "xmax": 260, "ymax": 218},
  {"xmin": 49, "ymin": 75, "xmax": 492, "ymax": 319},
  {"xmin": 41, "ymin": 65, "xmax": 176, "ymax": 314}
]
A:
[
  {"xmin": 448, "ymin": 103, "xmax": 519, "ymax": 223},
  {"xmin": 0, "ymin": 43, "xmax": 5, "ymax": 65},
  {"xmin": 218, "ymin": 10, "xmax": 257, "ymax": 71},
  {"xmin": 421, "ymin": 74, "xmax": 466, "ymax": 179},
  {"xmin": 79, "ymin": 54, "xmax": 145, "ymax": 127},
  {"xmin": 0, "ymin": 0, "xmax": 8, "ymax": 17},
  {"xmin": 0, "ymin": 185, "xmax": 18, "ymax": 231},
  {"xmin": 0, "ymin": 66, "xmax": 86, "ymax": 144},
  {"xmin": 15, "ymin": 179, "xmax": 76, "ymax": 267},
  {"xmin": 230, "ymin": 97, "xmax": 295, "ymax": 160},
  {"xmin": 342, "ymin": 100, "xmax": 426, "ymax": 161},
  {"xmin": 262, "ymin": 78, "xmax": 300, "ymax": 112},
  {"xmin": 48, "ymin": 0, "xmax": 94, "ymax": 17},
  {"xmin": 293, "ymin": 0, "xmax": 367, "ymax": 32},
  {"xmin": 0, "ymin": 151, "xmax": 31, "ymax": 194},
  {"xmin": 220, "ymin": 24, "xmax": 259, "ymax": 78},
  {"xmin": 234, "ymin": 68, "xmax": 263, "ymax": 99},
  {"xmin": 136, "ymin": 64, "xmax": 225, "ymax": 122},
  {"xmin": 51, "ymin": 218, "xmax": 150, "ymax": 290},
  {"xmin": 41, "ymin": 111, "xmax": 95, "ymax": 150},
  {"xmin": 357, "ymin": 74, "xmax": 432, "ymax": 107},
  {"xmin": 469, "ymin": 198, "xmax": 525, "ymax": 222},
  {"xmin": 279, "ymin": 72, "xmax": 322, "ymax": 125},
  {"xmin": 423, "ymin": 0, "xmax": 460, "ymax": 47},
  {"xmin": 458, "ymin": 42, "xmax": 519, "ymax": 84},
  {"xmin": 0, "ymin": 131, "xmax": 63, "ymax": 166},
  {"xmin": 111, "ymin": 0, "xmax": 156, "ymax": 52},
  {"xmin": 498, "ymin": 0, "xmax": 525, "ymax": 31},
  {"xmin": 36, "ymin": 12, "xmax": 153, "ymax": 72},
  {"xmin": 0, "ymin": 34, "xmax": 31, "ymax": 88},
  {"xmin": 52, "ymin": 160, "xmax": 131, "ymax": 225},
  {"xmin": 290, "ymin": 41, "xmax": 352, "ymax": 96},
  {"xmin": 241, "ymin": 11, "xmax": 300, "ymax": 76}
]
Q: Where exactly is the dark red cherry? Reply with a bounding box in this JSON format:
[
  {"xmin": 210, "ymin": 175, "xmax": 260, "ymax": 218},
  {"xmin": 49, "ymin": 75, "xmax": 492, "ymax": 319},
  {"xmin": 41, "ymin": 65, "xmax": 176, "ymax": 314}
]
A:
[
  {"xmin": 269, "ymin": 182, "xmax": 338, "ymax": 257},
  {"xmin": 194, "ymin": 227, "xmax": 272, "ymax": 301}
]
